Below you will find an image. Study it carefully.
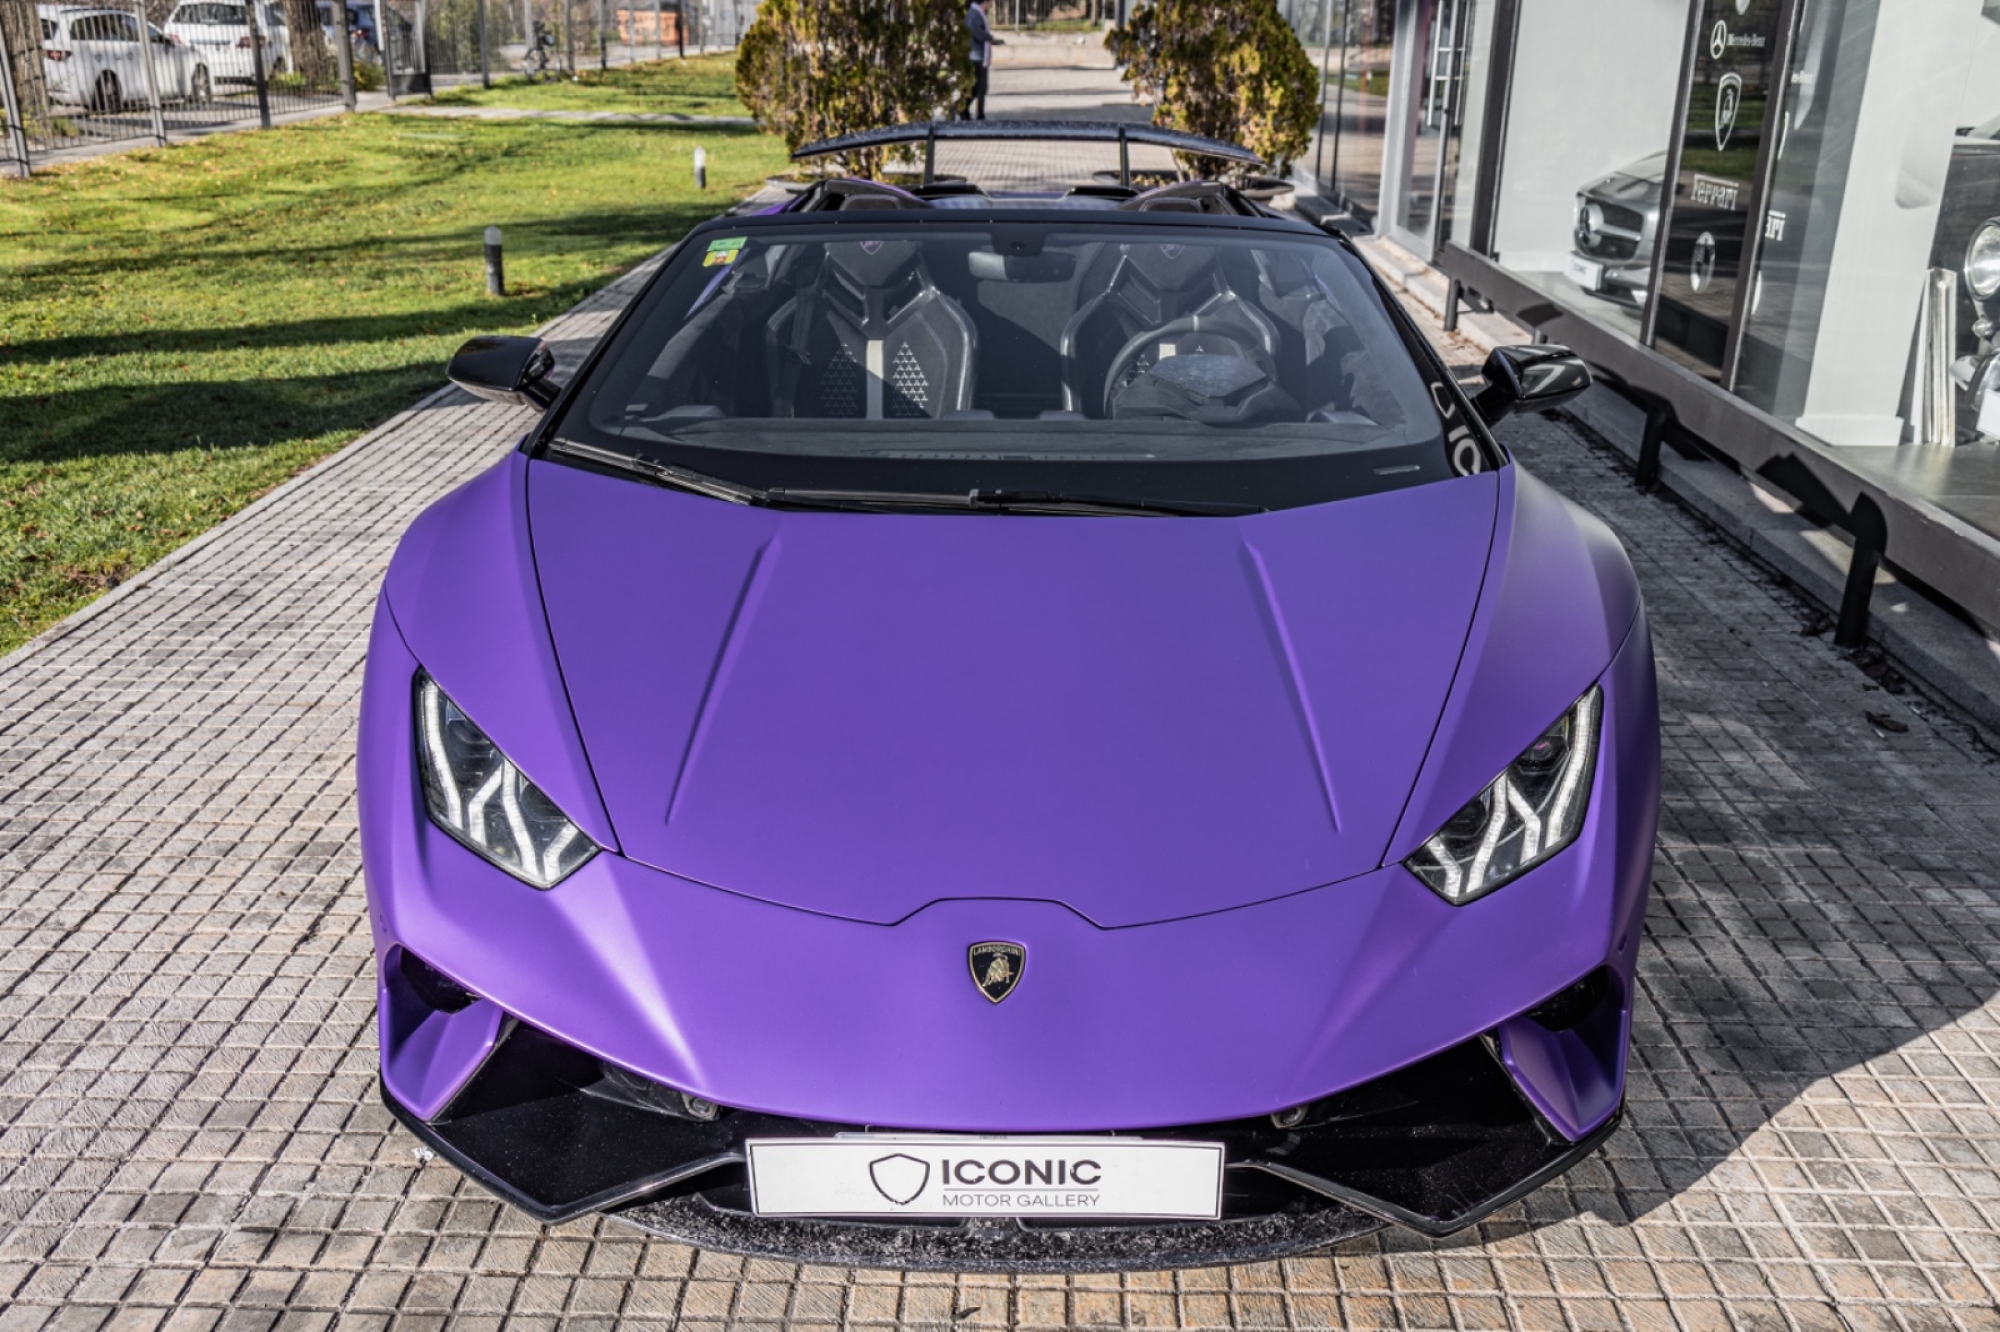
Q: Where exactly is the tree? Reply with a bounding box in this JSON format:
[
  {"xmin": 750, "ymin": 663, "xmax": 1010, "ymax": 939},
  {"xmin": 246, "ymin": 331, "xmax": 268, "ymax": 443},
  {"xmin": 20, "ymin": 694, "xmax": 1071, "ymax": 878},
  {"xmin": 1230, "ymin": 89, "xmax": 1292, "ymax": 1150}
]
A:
[
  {"xmin": 0, "ymin": 0, "xmax": 52, "ymax": 146},
  {"xmin": 736, "ymin": 0, "xmax": 974, "ymax": 179},
  {"xmin": 1106, "ymin": 0, "xmax": 1318, "ymax": 177},
  {"xmin": 281, "ymin": 0, "xmax": 337, "ymax": 88}
]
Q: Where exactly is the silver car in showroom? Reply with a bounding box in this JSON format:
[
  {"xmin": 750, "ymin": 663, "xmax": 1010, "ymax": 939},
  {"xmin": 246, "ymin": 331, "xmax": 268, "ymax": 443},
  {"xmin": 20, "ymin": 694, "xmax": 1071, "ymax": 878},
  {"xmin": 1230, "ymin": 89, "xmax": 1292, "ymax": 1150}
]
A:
[{"xmin": 1565, "ymin": 152, "xmax": 1665, "ymax": 307}]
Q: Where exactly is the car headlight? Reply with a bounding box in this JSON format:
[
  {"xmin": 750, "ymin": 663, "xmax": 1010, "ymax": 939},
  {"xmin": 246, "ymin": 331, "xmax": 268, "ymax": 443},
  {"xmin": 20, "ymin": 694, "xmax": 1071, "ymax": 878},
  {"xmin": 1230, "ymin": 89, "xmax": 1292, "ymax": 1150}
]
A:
[
  {"xmin": 1965, "ymin": 219, "xmax": 2000, "ymax": 300},
  {"xmin": 1404, "ymin": 687, "xmax": 1601, "ymax": 906},
  {"xmin": 414, "ymin": 672, "xmax": 597, "ymax": 889}
]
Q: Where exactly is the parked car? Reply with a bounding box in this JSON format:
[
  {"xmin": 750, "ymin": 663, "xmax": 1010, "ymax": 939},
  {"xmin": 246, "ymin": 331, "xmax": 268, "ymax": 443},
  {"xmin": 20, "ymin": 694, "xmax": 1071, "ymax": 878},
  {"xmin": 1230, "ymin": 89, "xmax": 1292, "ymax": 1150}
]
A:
[
  {"xmin": 357, "ymin": 123, "xmax": 1661, "ymax": 1269},
  {"xmin": 38, "ymin": 5, "xmax": 213, "ymax": 110},
  {"xmin": 1565, "ymin": 151, "xmax": 1665, "ymax": 307},
  {"xmin": 316, "ymin": 0, "xmax": 378, "ymax": 57},
  {"xmin": 162, "ymin": 0, "xmax": 290, "ymax": 82}
]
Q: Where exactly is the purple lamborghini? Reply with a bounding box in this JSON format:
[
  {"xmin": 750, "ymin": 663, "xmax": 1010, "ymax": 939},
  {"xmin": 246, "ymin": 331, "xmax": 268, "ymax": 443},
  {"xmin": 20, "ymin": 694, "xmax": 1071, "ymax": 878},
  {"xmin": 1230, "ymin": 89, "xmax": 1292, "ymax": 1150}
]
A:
[{"xmin": 358, "ymin": 123, "xmax": 1659, "ymax": 1270}]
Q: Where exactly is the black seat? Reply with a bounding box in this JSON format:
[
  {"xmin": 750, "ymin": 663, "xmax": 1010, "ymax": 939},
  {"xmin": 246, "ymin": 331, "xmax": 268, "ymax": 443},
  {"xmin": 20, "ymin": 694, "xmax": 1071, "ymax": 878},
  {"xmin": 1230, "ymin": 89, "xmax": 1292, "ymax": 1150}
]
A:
[
  {"xmin": 765, "ymin": 240, "xmax": 977, "ymax": 419},
  {"xmin": 1058, "ymin": 242, "xmax": 1281, "ymax": 418}
]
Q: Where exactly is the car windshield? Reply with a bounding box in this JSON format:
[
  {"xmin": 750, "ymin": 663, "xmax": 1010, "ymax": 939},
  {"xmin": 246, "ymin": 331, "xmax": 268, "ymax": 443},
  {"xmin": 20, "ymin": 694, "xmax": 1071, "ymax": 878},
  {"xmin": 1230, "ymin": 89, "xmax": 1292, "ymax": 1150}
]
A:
[
  {"xmin": 554, "ymin": 221, "xmax": 1489, "ymax": 514},
  {"xmin": 174, "ymin": 3, "xmax": 246, "ymax": 22}
]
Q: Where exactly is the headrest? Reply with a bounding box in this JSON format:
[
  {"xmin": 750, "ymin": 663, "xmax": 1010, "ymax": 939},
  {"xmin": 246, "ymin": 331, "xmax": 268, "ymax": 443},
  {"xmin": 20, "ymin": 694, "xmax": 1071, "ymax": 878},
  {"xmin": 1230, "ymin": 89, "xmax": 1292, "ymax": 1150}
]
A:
[
  {"xmin": 827, "ymin": 238, "xmax": 921, "ymax": 288},
  {"xmin": 1121, "ymin": 241, "xmax": 1216, "ymax": 292}
]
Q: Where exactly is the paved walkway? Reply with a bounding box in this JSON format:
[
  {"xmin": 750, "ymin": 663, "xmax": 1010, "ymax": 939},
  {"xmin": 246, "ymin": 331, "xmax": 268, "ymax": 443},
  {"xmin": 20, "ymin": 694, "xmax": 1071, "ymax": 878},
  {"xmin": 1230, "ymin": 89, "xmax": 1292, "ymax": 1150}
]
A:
[{"xmin": 3, "ymin": 57, "xmax": 2000, "ymax": 1332}]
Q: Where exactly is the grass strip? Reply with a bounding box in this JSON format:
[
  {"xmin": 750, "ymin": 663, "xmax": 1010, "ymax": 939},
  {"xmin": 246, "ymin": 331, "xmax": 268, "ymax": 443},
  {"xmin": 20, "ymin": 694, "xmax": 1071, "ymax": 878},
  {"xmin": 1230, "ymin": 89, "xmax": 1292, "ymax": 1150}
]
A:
[{"xmin": 0, "ymin": 103, "xmax": 784, "ymax": 655}]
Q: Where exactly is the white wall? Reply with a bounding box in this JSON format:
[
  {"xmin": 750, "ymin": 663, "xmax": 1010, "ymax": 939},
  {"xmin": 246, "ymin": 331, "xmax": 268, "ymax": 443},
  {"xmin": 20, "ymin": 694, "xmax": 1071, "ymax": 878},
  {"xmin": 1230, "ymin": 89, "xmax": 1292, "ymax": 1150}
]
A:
[{"xmin": 1490, "ymin": 0, "xmax": 1687, "ymax": 273}]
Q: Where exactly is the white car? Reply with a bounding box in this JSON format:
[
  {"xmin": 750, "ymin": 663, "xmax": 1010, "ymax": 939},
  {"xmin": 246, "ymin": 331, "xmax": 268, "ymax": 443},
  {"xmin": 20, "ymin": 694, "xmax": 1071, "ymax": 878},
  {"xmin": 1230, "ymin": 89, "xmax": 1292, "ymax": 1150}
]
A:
[
  {"xmin": 38, "ymin": 6, "xmax": 212, "ymax": 109},
  {"xmin": 162, "ymin": 1, "xmax": 290, "ymax": 83}
]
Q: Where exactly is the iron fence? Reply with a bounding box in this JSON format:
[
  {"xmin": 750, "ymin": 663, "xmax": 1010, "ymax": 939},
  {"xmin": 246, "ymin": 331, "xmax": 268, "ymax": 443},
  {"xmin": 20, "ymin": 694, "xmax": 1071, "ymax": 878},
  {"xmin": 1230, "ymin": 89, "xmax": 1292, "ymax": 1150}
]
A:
[
  {"xmin": 0, "ymin": 0, "xmax": 742, "ymax": 173},
  {"xmin": 0, "ymin": 0, "xmax": 356, "ymax": 171},
  {"xmin": 993, "ymin": 0, "xmax": 1113, "ymax": 30}
]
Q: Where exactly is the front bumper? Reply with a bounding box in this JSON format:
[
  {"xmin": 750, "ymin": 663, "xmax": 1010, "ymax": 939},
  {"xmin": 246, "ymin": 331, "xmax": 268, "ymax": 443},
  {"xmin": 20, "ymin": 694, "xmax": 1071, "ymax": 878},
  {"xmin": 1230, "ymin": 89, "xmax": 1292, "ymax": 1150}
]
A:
[
  {"xmin": 359, "ymin": 583, "xmax": 1658, "ymax": 1263},
  {"xmin": 382, "ymin": 1003, "xmax": 1623, "ymax": 1270}
]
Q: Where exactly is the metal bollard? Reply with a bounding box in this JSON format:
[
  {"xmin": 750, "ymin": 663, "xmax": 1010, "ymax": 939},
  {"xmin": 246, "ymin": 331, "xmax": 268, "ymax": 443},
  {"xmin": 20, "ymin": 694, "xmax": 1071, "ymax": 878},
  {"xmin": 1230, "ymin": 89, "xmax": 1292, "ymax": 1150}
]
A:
[
  {"xmin": 693, "ymin": 146, "xmax": 707, "ymax": 190},
  {"xmin": 485, "ymin": 226, "xmax": 505, "ymax": 297}
]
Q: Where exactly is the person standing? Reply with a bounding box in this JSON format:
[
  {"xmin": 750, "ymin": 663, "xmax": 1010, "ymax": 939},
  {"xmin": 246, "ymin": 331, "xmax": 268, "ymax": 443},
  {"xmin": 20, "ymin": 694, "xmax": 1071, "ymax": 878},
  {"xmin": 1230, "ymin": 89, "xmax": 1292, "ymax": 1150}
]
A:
[{"xmin": 963, "ymin": 0, "xmax": 1002, "ymax": 120}]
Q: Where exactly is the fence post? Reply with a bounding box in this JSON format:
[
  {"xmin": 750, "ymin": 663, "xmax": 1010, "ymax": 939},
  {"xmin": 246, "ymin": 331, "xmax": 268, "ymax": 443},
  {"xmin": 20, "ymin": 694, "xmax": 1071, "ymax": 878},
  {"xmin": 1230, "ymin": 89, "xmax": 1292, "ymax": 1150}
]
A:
[
  {"xmin": 335, "ymin": 0, "xmax": 355, "ymax": 108},
  {"xmin": 248, "ymin": 5, "xmax": 273, "ymax": 129},
  {"xmin": 0, "ymin": 33, "xmax": 28, "ymax": 176},
  {"xmin": 476, "ymin": 0, "xmax": 490, "ymax": 85},
  {"xmin": 131, "ymin": 1, "xmax": 168, "ymax": 145},
  {"xmin": 415, "ymin": 0, "xmax": 429, "ymax": 85},
  {"xmin": 564, "ymin": 0, "xmax": 574, "ymax": 74},
  {"xmin": 652, "ymin": 0, "xmax": 660, "ymax": 60},
  {"xmin": 597, "ymin": 0, "xmax": 606, "ymax": 70}
]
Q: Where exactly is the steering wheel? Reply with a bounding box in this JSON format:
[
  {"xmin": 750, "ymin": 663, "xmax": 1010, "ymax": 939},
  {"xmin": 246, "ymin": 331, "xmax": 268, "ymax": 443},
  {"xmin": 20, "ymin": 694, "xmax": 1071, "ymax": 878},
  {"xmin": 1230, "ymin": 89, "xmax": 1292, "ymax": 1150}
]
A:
[{"xmin": 1100, "ymin": 315, "xmax": 1280, "ymax": 417}]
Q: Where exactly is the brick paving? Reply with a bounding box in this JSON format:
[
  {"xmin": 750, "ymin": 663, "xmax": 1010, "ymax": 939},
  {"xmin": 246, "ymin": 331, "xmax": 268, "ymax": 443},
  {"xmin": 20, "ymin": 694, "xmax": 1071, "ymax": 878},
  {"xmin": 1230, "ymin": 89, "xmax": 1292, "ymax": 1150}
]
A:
[{"xmin": 6, "ymin": 85, "xmax": 2000, "ymax": 1332}]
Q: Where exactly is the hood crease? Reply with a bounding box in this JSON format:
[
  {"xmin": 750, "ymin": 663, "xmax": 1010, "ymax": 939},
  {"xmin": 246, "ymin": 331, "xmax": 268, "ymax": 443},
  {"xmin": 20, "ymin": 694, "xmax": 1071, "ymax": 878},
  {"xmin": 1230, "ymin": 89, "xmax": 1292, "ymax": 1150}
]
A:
[
  {"xmin": 1239, "ymin": 537, "xmax": 1340, "ymax": 832},
  {"xmin": 666, "ymin": 535, "xmax": 781, "ymax": 827}
]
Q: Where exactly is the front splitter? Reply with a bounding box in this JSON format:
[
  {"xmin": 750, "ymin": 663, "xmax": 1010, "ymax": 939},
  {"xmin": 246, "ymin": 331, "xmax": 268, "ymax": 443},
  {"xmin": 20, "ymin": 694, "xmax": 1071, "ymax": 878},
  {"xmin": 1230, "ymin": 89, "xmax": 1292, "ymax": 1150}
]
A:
[{"xmin": 614, "ymin": 1194, "xmax": 1385, "ymax": 1274}]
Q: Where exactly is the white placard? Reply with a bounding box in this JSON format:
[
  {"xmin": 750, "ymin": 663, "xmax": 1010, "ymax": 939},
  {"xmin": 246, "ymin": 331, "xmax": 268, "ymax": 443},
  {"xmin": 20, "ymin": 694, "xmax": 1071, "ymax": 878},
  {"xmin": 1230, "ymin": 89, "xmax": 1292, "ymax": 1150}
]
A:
[
  {"xmin": 1565, "ymin": 253, "xmax": 1606, "ymax": 292},
  {"xmin": 747, "ymin": 1136, "xmax": 1225, "ymax": 1220}
]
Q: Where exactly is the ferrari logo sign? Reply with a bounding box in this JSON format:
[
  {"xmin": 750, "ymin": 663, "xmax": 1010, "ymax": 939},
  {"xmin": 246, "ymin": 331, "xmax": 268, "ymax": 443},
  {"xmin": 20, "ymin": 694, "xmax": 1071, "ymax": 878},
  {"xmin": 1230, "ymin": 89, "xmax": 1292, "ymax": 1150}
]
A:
[
  {"xmin": 968, "ymin": 941, "xmax": 1026, "ymax": 1003},
  {"xmin": 868, "ymin": 1153, "xmax": 930, "ymax": 1205}
]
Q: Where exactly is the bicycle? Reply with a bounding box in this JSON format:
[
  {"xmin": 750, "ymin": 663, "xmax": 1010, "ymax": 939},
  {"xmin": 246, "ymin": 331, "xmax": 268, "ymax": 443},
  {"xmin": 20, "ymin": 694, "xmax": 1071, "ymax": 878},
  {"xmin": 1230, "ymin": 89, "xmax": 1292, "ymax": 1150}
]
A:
[{"xmin": 521, "ymin": 21, "xmax": 559, "ymax": 81}]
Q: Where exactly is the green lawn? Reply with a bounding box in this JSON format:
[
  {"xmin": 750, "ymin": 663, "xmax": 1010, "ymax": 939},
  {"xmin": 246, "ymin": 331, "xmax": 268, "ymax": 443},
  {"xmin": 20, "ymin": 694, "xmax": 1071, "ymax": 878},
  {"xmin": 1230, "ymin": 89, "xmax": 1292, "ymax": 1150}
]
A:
[
  {"xmin": 427, "ymin": 52, "xmax": 749, "ymax": 117},
  {"xmin": 0, "ymin": 109, "xmax": 785, "ymax": 655}
]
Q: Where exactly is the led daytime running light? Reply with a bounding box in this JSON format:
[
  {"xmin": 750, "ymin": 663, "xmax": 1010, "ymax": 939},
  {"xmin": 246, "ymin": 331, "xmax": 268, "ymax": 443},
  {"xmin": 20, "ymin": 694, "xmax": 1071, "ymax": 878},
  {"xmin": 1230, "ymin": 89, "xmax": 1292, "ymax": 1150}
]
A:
[
  {"xmin": 415, "ymin": 673, "xmax": 597, "ymax": 889},
  {"xmin": 1405, "ymin": 687, "xmax": 1602, "ymax": 906}
]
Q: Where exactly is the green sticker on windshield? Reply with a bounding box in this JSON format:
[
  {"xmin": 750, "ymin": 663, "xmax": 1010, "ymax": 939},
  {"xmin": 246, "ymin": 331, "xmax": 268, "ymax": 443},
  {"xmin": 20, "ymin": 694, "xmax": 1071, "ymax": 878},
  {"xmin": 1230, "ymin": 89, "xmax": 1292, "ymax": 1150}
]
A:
[{"xmin": 704, "ymin": 236, "xmax": 745, "ymax": 267}]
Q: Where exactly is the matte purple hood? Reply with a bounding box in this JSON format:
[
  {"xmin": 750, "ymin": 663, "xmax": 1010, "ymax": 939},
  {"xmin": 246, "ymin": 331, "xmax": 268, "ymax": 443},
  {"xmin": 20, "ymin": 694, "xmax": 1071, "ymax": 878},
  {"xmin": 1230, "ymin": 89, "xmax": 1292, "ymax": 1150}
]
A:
[{"xmin": 527, "ymin": 460, "xmax": 1499, "ymax": 927}]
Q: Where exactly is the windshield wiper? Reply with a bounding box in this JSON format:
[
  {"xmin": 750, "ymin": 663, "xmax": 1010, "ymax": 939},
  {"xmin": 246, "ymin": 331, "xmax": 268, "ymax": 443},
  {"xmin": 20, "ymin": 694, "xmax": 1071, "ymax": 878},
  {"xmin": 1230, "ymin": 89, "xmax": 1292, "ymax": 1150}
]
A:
[
  {"xmin": 549, "ymin": 439, "xmax": 769, "ymax": 506},
  {"xmin": 763, "ymin": 487, "xmax": 1262, "ymax": 518}
]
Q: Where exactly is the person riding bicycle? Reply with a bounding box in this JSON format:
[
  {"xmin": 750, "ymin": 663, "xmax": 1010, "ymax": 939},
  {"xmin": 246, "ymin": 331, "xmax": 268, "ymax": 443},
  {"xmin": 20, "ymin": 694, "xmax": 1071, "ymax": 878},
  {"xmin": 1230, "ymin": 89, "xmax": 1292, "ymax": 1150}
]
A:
[{"xmin": 523, "ymin": 19, "xmax": 557, "ymax": 79}]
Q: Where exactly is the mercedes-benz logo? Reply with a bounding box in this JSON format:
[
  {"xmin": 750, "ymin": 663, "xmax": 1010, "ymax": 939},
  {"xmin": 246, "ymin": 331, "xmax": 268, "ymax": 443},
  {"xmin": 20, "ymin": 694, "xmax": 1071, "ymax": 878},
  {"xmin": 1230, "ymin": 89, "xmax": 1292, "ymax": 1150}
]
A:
[
  {"xmin": 1710, "ymin": 19, "xmax": 1728, "ymax": 59},
  {"xmin": 1690, "ymin": 232, "xmax": 1718, "ymax": 293}
]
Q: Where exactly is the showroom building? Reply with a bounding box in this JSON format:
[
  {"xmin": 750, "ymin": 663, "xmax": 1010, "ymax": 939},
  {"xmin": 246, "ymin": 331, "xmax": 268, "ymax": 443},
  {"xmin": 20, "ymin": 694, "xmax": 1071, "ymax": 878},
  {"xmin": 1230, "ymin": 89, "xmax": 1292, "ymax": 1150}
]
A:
[{"xmin": 1286, "ymin": 0, "xmax": 2000, "ymax": 639}]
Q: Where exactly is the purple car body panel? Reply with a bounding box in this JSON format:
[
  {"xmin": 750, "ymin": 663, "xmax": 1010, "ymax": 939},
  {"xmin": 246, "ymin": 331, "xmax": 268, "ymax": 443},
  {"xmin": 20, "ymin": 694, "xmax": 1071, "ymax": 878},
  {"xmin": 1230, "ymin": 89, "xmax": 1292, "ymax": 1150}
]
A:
[
  {"xmin": 359, "ymin": 447, "xmax": 1658, "ymax": 1134},
  {"xmin": 526, "ymin": 458, "xmax": 1500, "ymax": 927}
]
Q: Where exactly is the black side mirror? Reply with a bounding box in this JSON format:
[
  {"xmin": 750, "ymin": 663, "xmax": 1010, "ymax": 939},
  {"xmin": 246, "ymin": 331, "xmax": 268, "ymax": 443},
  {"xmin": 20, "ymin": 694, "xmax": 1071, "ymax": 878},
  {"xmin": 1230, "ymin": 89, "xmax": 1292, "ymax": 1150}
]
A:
[
  {"xmin": 447, "ymin": 335, "xmax": 560, "ymax": 409},
  {"xmin": 1473, "ymin": 344, "xmax": 1592, "ymax": 424}
]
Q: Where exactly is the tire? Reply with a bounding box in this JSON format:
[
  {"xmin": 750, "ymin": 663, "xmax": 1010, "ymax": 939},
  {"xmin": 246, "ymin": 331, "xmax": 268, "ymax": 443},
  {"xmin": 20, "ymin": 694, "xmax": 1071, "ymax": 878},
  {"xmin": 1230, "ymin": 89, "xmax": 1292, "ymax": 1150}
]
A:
[
  {"xmin": 191, "ymin": 65, "xmax": 211, "ymax": 104},
  {"xmin": 92, "ymin": 69, "xmax": 121, "ymax": 113}
]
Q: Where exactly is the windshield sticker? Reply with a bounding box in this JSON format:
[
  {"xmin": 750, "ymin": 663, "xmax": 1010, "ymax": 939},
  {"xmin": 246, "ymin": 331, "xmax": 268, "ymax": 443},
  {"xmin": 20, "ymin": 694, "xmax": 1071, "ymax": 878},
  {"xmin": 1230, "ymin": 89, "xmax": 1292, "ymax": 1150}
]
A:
[{"xmin": 704, "ymin": 236, "xmax": 746, "ymax": 267}]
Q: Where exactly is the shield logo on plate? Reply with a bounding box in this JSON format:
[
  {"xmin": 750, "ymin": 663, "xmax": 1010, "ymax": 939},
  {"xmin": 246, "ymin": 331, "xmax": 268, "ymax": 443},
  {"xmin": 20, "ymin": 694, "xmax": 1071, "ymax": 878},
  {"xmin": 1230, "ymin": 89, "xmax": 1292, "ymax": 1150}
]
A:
[
  {"xmin": 968, "ymin": 941, "xmax": 1026, "ymax": 1003},
  {"xmin": 869, "ymin": 1153, "xmax": 930, "ymax": 1205}
]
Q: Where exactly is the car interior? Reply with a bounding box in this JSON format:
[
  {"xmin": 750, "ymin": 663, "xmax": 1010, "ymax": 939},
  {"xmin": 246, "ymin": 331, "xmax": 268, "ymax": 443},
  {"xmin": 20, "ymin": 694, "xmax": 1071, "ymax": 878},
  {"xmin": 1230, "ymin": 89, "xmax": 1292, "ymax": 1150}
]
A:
[{"xmin": 594, "ymin": 219, "xmax": 1424, "ymax": 437}]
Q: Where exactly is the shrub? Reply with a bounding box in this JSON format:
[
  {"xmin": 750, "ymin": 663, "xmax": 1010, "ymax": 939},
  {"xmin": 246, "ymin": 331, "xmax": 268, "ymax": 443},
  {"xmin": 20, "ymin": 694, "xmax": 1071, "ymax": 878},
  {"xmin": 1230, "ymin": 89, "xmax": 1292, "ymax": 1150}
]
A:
[
  {"xmin": 1106, "ymin": 0, "xmax": 1318, "ymax": 175},
  {"xmin": 735, "ymin": 0, "xmax": 975, "ymax": 177}
]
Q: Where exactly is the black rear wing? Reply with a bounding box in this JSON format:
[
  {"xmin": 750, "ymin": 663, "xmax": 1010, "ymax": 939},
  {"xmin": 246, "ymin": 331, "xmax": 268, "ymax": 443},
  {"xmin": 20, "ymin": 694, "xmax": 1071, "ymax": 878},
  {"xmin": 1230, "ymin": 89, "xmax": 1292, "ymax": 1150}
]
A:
[{"xmin": 791, "ymin": 120, "xmax": 1265, "ymax": 187}]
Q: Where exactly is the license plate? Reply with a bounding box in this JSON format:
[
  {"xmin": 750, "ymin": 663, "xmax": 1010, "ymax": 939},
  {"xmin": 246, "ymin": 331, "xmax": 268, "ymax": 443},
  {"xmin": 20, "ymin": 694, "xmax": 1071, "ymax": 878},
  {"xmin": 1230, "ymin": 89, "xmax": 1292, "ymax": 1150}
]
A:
[
  {"xmin": 746, "ymin": 1136, "xmax": 1225, "ymax": 1220},
  {"xmin": 1565, "ymin": 253, "xmax": 1605, "ymax": 291}
]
